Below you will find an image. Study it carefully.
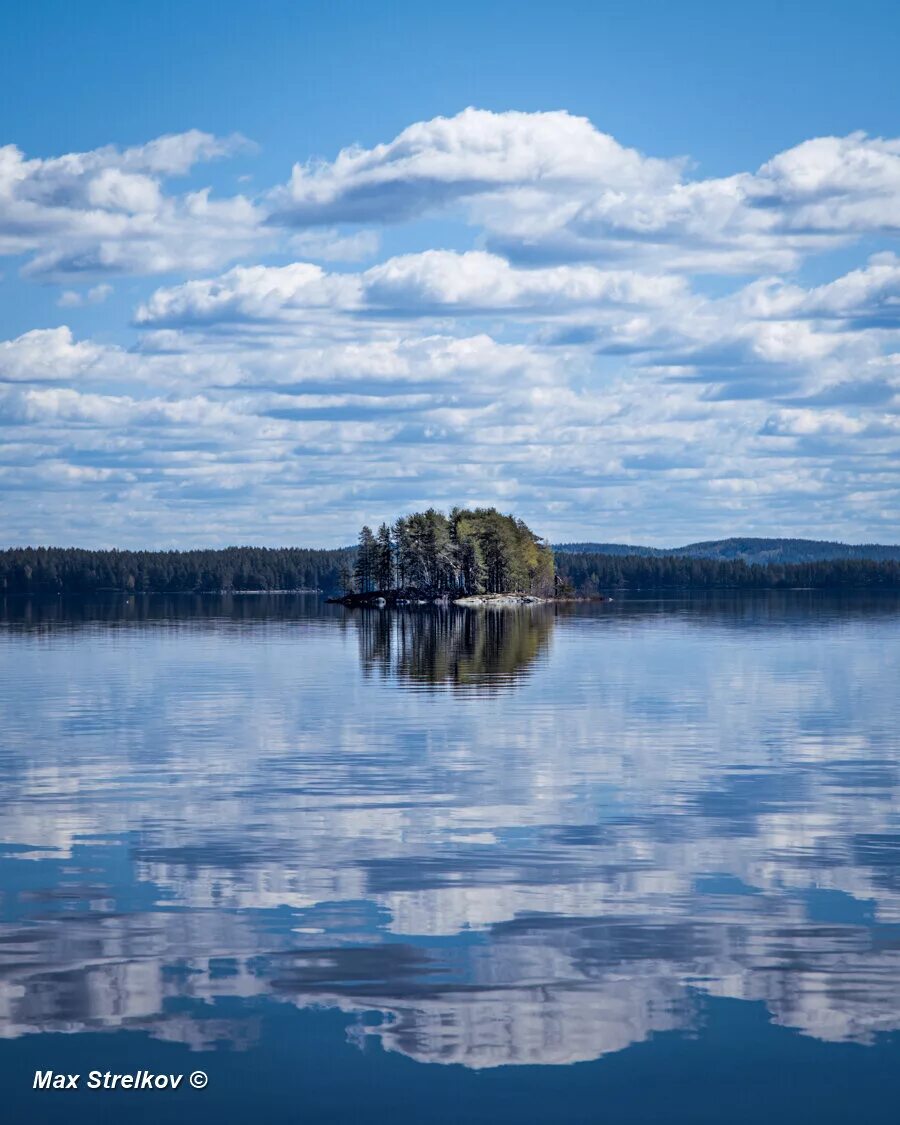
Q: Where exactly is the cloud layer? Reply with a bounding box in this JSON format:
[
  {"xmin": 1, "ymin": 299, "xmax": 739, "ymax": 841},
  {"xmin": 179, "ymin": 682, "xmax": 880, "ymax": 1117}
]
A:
[{"xmin": 1, "ymin": 110, "xmax": 899, "ymax": 546}]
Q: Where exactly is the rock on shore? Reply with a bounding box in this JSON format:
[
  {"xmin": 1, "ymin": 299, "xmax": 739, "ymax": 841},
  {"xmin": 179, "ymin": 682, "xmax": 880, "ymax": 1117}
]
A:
[{"xmin": 452, "ymin": 594, "xmax": 548, "ymax": 606}]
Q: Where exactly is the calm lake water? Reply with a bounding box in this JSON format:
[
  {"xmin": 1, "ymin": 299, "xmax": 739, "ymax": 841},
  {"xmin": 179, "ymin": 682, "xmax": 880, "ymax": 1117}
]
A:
[{"xmin": 2, "ymin": 592, "xmax": 900, "ymax": 1123}]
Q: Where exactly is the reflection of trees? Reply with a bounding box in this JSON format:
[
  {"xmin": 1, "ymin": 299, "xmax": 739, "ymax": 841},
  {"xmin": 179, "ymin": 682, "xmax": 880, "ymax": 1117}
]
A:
[
  {"xmin": 354, "ymin": 606, "xmax": 555, "ymax": 688},
  {"xmin": 0, "ymin": 592, "xmax": 342, "ymax": 635},
  {"xmin": 4, "ymin": 589, "xmax": 900, "ymax": 638}
]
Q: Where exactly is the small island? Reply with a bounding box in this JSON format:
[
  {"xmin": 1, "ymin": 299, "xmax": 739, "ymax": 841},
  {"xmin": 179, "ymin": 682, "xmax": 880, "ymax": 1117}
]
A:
[{"xmin": 328, "ymin": 507, "xmax": 572, "ymax": 607}]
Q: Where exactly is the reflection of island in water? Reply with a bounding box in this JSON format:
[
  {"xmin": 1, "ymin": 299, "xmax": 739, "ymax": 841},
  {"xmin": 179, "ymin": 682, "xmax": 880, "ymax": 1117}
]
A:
[{"xmin": 353, "ymin": 606, "xmax": 554, "ymax": 689}]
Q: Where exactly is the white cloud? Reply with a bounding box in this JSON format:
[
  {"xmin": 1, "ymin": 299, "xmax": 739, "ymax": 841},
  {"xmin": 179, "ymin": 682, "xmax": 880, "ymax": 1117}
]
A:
[
  {"xmin": 0, "ymin": 384, "xmax": 244, "ymax": 428},
  {"xmin": 0, "ymin": 327, "xmax": 107, "ymax": 382},
  {"xmin": 135, "ymin": 250, "xmax": 688, "ymax": 327},
  {"xmin": 268, "ymin": 107, "xmax": 680, "ymax": 225},
  {"xmin": 267, "ymin": 110, "xmax": 900, "ymax": 273},
  {"xmin": 751, "ymin": 133, "xmax": 900, "ymax": 231},
  {"xmin": 135, "ymin": 262, "xmax": 360, "ymax": 325},
  {"xmin": 57, "ymin": 282, "xmax": 113, "ymax": 308},
  {"xmin": 761, "ymin": 408, "xmax": 869, "ymax": 438},
  {"xmin": 361, "ymin": 250, "xmax": 686, "ymax": 312},
  {"xmin": 4, "ymin": 112, "xmax": 900, "ymax": 289},
  {"xmin": 0, "ymin": 131, "xmax": 265, "ymax": 279},
  {"xmin": 741, "ymin": 253, "xmax": 900, "ymax": 327}
]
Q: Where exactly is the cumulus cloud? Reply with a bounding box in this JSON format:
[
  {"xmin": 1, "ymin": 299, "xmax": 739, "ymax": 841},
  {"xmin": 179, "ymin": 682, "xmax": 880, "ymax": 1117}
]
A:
[
  {"xmin": 267, "ymin": 108, "xmax": 680, "ymax": 225},
  {"xmin": 741, "ymin": 253, "xmax": 900, "ymax": 328},
  {"xmin": 135, "ymin": 261, "xmax": 359, "ymax": 326},
  {"xmin": 135, "ymin": 250, "xmax": 688, "ymax": 327},
  {"xmin": 361, "ymin": 251, "xmax": 686, "ymax": 313},
  {"xmin": 0, "ymin": 384, "xmax": 244, "ymax": 428},
  {"xmin": 5, "ymin": 111, "xmax": 900, "ymax": 287},
  {"xmin": 0, "ymin": 327, "xmax": 107, "ymax": 382},
  {"xmin": 0, "ymin": 131, "xmax": 265, "ymax": 279},
  {"xmin": 750, "ymin": 134, "xmax": 900, "ymax": 232},
  {"xmin": 267, "ymin": 109, "xmax": 900, "ymax": 273}
]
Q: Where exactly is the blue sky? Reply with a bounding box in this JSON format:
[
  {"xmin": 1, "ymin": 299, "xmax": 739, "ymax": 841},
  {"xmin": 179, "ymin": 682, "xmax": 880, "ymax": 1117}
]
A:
[{"xmin": 1, "ymin": 0, "xmax": 899, "ymax": 547}]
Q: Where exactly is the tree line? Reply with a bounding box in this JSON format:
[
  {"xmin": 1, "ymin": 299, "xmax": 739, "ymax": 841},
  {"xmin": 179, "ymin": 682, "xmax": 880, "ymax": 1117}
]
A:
[
  {"xmin": 0, "ymin": 545, "xmax": 353, "ymax": 595},
  {"xmin": 3, "ymin": 538, "xmax": 900, "ymax": 598},
  {"xmin": 348, "ymin": 507, "xmax": 556, "ymax": 597},
  {"xmin": 554, "ymin": 552, "xmax": 900, "ymax": 591},
  {"xmin": 555, "ymin": 537, "xmax": 900, "ymax": 565}
]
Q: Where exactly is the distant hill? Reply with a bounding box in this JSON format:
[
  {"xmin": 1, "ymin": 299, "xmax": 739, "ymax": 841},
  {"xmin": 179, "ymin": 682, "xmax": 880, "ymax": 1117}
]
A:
[{"xmin": 554, "ymin": 538, "xmax": 900, "ymax": 565}]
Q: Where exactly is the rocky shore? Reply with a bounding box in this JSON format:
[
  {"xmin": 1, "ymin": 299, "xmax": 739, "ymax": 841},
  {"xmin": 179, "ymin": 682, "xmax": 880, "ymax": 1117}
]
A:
[{"xmin": 326, "ymin": 590, "xmax": 605, "ymax": 608}]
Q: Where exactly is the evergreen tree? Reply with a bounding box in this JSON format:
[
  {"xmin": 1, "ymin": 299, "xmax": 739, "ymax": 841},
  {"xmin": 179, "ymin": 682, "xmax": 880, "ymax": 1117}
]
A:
[
  {"xmin": 355, "ymin": 507, "xmax": 555, "ymax": 596},
  {"xmin": 354, "ymin": 526, "xmax": 376, "ymax": 593},
  {"xmin": 392, "ymin": 517, "xmax": 410, "ymax": 589},
  {"xmin": 375, "ymin": 523, "xmax": 393, "ymax": 591}
]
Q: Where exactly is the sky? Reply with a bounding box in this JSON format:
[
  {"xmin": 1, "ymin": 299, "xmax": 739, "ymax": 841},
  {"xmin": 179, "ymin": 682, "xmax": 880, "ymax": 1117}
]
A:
[{"xmin": 1, "ymin": 0, "xmax": 899, "ymax": 549}]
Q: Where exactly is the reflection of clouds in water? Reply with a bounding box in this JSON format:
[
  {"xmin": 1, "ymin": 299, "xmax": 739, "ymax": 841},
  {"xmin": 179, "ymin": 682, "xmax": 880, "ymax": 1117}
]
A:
[{"xmin": 1, "ymin": 594, "xmax": 900, "ymax": 1065}]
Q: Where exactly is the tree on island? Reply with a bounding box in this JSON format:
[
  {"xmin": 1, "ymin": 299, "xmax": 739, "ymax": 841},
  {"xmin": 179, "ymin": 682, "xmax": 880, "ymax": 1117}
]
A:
[
  {"xmin": 375, "ymin": 523, "xmax": 393, "ymax": 591},
  {"xmin": 354, "ymin": 525, "xmax": 376, "ymax": 593},
  {"xmin": 344, "ymin": 507, "xmax": 555, "ymax": 599}
]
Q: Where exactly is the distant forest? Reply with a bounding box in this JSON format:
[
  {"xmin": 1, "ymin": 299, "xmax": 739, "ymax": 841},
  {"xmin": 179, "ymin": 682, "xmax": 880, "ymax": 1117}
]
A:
[
  {"xmin": 556, "ymin": 552, "xmax": 900, "ymax": 592},
  {"xmin": 3, "ymin": 536, "xmax": 900, "ymax": 596},
  {"xmin": 0, "ymin": 546, "xmax": 352, "ymax": 595},
  {"xmin": 555, "ymin": 536, "xmax": 900, "ymax": 565}
]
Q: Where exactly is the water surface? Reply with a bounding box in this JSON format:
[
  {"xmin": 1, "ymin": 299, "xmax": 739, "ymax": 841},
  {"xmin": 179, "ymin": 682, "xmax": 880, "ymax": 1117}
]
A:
[{"xmin": 2, "ymin": 592, "xmax": 900, "ymax": 1122}]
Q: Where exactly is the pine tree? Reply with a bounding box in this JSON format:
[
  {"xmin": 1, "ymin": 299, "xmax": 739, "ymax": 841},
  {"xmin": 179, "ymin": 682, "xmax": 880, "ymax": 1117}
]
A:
[
  {"xmin": 393, "ymin": 517, "xmax": 409, "ymax": 589},
  {"xmin": 354, "ymin": 526, "xmax": 376, "ymax": 593},
  {"xmin": 375, "ymin": 523, "xmax": 393, "ymax": 591}
]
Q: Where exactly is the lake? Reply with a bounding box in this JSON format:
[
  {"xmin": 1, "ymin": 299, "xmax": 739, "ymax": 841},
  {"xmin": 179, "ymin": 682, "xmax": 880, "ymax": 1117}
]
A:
[{"xmin": 2, "ymin": 592, "xmax": 900, "ymax": 1123}]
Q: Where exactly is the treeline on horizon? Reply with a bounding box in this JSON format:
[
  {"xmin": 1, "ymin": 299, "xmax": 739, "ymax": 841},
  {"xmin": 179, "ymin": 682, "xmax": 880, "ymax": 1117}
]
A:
[
  {"xmin": 0, "ymin": 545, "xmax": 353, "ymax": 595},
  {"xmin": 555, "ymin": 536, "xmax": 900, "ymax": 565},
  {"xmin": 3, "ymin": 542, "xmax": 900, "ymax": 596},
  {"xmin": 556, "ymin": 552, "xmax": 900, "ymax": 592}
]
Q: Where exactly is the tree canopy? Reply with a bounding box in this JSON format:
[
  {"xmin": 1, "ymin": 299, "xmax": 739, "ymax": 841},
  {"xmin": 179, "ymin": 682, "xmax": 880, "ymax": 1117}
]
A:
[{"xmin": 349, "ymin": 507, "xmax": 555, "ymax": 597}]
